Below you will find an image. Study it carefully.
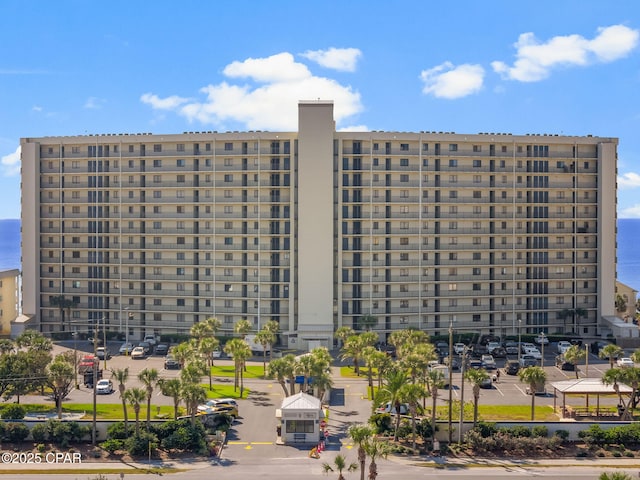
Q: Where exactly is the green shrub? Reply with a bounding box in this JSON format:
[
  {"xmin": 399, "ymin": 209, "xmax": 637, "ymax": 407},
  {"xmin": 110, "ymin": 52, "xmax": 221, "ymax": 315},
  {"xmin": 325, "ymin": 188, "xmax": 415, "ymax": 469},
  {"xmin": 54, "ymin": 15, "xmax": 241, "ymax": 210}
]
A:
[
  {"xmin": 554, "ymin": 429, "xmax": 569, "ymax": 441},
  {"xmin": 579, "ymin": 425, "xmax": 607, "ymax": 447},
  {"xmin": 396, "ymin": 419, "xmax": 412, "ymax": 439},
  {"xmin": 4, "ymin": 422, "xmax": 30, "ymax": 443},
  {"xmin": 106, "ymin": 421, "xmax": 129, "ymax": 440},
  {"xmin": 415, "ymin": 418, "xmax": 436, "ymax": 441},
  {"xmin": 508, "ymin": 425, "xmax": 531, "ymax": 438},
  {"xmin": 156, "ymin": 419, "xmax": 206, "ymax": 453},
  {"xmin": 532, "ymin": 425, "xmax": 548, "ymax": 438},
  {"xmin": 125, "ymin": 433, "xmax": 159, "ymax": 457},
  {"xmin": 474, "ymin": 422, "xmax": 497, "ymax": 438},
  {"xmin": 1, "ymin": 404, "xmax": 26, "ymax": 420},
  {"xmin": 30, "ymin": 423, "xmax": 48, "ymax": 443},
  {"xmin": 46, "ymin": 420, "xmax": 90, "ymax": 447},
  {"xmin": 100, "ymin": 439, "xmax": 124, "ymax": 453},
  {"xmin": 369, "ymin": 413, "xmax": 392, "ymax": 434}
]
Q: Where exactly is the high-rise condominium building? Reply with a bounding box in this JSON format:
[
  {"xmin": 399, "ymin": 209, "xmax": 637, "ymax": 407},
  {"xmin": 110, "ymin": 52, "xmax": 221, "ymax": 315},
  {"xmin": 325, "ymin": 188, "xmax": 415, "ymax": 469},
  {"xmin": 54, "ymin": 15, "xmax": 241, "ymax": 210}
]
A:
[{"xmin": 21, "ymin": 101, "xmax": 617, "ymax": 349}]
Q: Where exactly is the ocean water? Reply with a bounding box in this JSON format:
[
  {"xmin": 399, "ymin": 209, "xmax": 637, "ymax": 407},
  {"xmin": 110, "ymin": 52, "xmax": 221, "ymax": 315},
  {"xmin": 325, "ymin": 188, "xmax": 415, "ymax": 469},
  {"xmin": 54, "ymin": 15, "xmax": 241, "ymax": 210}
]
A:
[
  {"xmin": 617, "ymin": 219, "xmax": 640, "ymax": 291},
  {"xmin": 0, "ymin": 218, "xmax": 638, "ymax": 290},
  {"xmin": 0, "ymin": 219, "xmax": 20, "ymax": 271}
]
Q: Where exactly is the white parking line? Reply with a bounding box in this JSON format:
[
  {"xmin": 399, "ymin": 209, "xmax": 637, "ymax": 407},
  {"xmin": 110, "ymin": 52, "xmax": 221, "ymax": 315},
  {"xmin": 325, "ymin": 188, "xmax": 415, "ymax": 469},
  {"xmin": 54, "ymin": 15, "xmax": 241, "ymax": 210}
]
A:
[
  {"xmin": 514, "ymin": 384, "xmax": 527, "ymax": 396},
  {"xmin": 493, "ymin": 384, "xmax": 505, "ymax": 396}
]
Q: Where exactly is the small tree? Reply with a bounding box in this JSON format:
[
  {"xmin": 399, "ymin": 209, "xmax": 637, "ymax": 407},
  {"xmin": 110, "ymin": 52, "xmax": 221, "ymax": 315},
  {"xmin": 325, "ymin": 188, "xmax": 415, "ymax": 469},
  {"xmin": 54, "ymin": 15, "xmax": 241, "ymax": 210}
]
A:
[
  {"xmin": 322, "ymin": 454, "xmax": 358, "ymax": 480},
  {"xmin": 464, "ymin": 368, "xmax": 490, "ymax": 426},
  {"xmin": 363, "ymin": 437, "xmax": 392, "ymax": 480},
  {"xmin": 348, "ymin": 424, "xmax": 373, "ymax": 480},
  {"xmin": 123, "ymin": 387, "xmax": 147, "ymax": 437},
  {"xmin": 518, "ymin": 366, "xmax": 547, "ymax": 420},
  {"xmin": 564, "ymin": 344, "xmax": 586, "ymax": 379},
  {"xmin": 45, "ymin": 357, "xmax": 74, "ymax": 419},
  {"xmin": 138, "ymin": 368, "xmax": 159, "ymax": 430},
  {"xmin": 111, "ymin": 368, "xmax": 129, "ymax": 434},
  {"xmin": 158, "ymin": 378, "xmax": 182, "ymax": 420},
  {"xmin": 599, "ymin": 344, "xmax": 623, "ymax": 369}
]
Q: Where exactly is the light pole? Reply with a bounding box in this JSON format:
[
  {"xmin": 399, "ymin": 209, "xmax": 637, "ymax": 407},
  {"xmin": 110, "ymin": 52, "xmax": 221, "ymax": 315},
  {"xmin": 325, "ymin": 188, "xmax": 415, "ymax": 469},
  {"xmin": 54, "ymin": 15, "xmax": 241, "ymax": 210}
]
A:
[
  {"xmin": 72, "ymin": 330, "xmax": 79, "ymax": 389},
  {"xmin": 458, "ymin": 346, "xmax": 467, "ymax": 443},
  {"xmin": 127, "ymin": 311, "xmax": 133, "ymax": 346},
  {"xmin": 539, "ymin": 332, "xmax": 546, "ymax": 368},
  {"xmin": 518, "ymin": 319, "xmax": 522, "ymax": 363},
  {"xmin": 92, "ymin": 320, "xmax": 98, "ymax": 446},
  {"xmin": 585, "ymin": 343, "xmax": 589, "ymax": 377},
  {"xmin": 447, "ymin": 317, "xmax": 455, "ymax": 444},
  {"xmin": 101, "ymin": 317, "xmax": 108, "ymax": 370}
]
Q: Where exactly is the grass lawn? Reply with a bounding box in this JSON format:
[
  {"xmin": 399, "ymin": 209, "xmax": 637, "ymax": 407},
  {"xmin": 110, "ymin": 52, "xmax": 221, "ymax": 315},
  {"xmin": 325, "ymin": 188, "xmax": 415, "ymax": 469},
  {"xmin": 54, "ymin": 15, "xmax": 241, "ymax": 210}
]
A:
[
  {"xmin": 340, "ymin": 365, "xmax": 375, "ymax": 378},
  {"xmin": 201, "ymin": 383, "xmax": 250, "ymax": 399},
  {"xmin": 211, "ymin": 365, "xmax": 265, "ymax": 379}
]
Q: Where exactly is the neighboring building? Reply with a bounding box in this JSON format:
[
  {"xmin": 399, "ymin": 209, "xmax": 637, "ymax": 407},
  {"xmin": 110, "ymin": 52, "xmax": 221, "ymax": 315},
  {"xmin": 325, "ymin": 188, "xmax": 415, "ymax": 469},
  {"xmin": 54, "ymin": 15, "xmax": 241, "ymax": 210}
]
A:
[
  {"xmin": 20, "ymin": 101, "xmax": 618, "ymax": 349},
  {"xmin": 615, "ymin": 281, "xmax": 637, "ymax": 322},
  {"xmin": 0, "ymin": 269, "xmax": 19, "ymax": 336}
]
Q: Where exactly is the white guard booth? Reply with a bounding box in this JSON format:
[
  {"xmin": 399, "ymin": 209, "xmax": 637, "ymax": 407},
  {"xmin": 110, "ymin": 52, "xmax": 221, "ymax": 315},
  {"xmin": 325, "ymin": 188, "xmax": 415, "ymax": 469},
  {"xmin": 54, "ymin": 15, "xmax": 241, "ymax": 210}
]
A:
[{"xmin": 276, "ymin": 392, "xmax": 324, "ymax": 445}]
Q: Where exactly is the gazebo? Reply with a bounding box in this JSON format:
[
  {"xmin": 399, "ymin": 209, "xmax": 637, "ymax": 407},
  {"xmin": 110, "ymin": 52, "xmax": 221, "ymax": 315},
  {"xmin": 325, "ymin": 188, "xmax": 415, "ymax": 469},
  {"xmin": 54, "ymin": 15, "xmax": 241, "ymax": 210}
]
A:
[
  {"xmin": 551, "ymin": 378, "xmax": 633, "ymax": 419},
  {"xmin": 275, "ymin": 392, "xmax": 324, "ymax": 444}
]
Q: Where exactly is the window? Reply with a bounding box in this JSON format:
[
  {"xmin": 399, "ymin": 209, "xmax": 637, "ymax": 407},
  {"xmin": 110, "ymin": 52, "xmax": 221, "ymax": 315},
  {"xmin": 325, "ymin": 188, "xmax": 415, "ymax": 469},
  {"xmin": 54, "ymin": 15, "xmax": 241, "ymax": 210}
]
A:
[
  {"xmin": 400, "ymin": 158, "xmax": 409, "ymax": 166},
  {"xmin": 473, "ymin": 145, "xmax": 481, "ymax": 152},
  {"xmin": 400, "ymin": 174, "xmax": 409, "ymax": 182},
  {"xmin": 400, "ymin": 143, "xmax": 409, "ymax": 151},
  {"xmin": 153, "ymin": 159, "xmax": 161, "ymax": 167},
  {"xmin": 153, "ymin": 144, "xmax": 162, "ymax": 152},
  {"xmin": 473, "ymin": 159, "xmax": 481, "ymax": 167},
  {"xmin": 286, "ymin": 420, "xmax": 314, "ymax": 433},
  {"xmin": 225, "ymin": 142, "xmax": 233, "ymax": 151},
  {"xmin": 224, "ymin": 174, "xmax": 233, "ymax": 182},
  {"xmin": 177, "ymin": 159, "xmax": 185, "ymax": 167},
  {"xmin": 177, "ymin": 144, "xmax": 185, "ymax": 152},
  {"xmin": 400, "ymin": 237, "xmax": 409, "ymax": 245},
  {"xmin": 449, "ymin": 191, "xmax": 457, "ymax": 199},
  {"xmin": 449, "ymin": 159, "xmax": 457, "ymax": 167},
  {"xmin": 449, "ymin": 144, "xmax": 458, "ymax": 152},
  {"xmin": 400, "ymin": 300, "xmax": 409, "ymax": 308}
]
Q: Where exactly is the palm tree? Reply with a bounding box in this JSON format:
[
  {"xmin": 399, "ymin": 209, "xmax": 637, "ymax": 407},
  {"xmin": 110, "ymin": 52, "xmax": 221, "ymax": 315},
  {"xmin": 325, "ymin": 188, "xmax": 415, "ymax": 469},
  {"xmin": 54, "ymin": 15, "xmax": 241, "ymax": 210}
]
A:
[
  {"xmin": 267, "ymin": 357, "xmax": 293, "ymax": 396},
  {"xmin": 158, "ymin": 378, "xmax": 182, "ymax": 420},
  {"xmin": 387, "ymin": 329, "xmax": 428, "ymax": 360},
  {"xmin": 341, "ymin": 332, "xmax": 377, "ymax": 376},
  {"xmin": 334, "ymin": 326, "xmax": 356, "ymax": 348},
  {"xmin": 599, "ymin": 344, "xmax": 624, "ymax": 369},
  {"xmin": 400, "ymin": 382, "xmax": 426, "ymax": 450},
  {"xmin": 49, "ymin": 295, "xmax": 78, "ymax": 332},
  {"xmin": 602, "ymin": 367, "xmax": 625, "ymax": 407},
  {"xmin": 422, "ymin": 368, "xmax": 444, "ymax": 440},
  {"xmin": 363, "ymin": 437, "xmax": 392, "ymax": 480},
  {"xmin": 322, "ymin": 454, "xmax": 358, "ymax": 480},
  {"xmin": 518, "ymin": 366, "xmax": 546, "ymax": 420},
  {"xmin": 376, "ymin": 368, "xmax": 409, "ymax": 441},
  {"xmin": 224, "ymin": 338, "xmax": 252, "ymax": 396},
  {"xmin": 180, "ymin": 358, "xmax": 208, "ymax": 385},
  {"xmin": 619, "ymin": 367, "xmax": 640, "ymax": 419},
  {"xmin": 234, "ymin": 318, "xmax": 253, "ymax": 339},
  {"xmin": 464, "ymin": 368, "xmax": 489, "ymax": 426},
  {"xmin": 564, "ymin": 344, "xmax": 586, "ymax": 379},
  {"xmin": 255, "ymin": 329, "xmax": 275, "ymax": 377},
  {"xmin": 171, "ymin": 341, "xmax": 193, "ymax": 368},
  {"xmin": 348, "ymin": 424, "xmax": 373, "ymax": 480},
  {"xmin": 263, "ymin": 320, "xmax": 280, "ymax": 363},
  {"xmin": 368, "ymin": 350, "xmax": 392, "ymax": 391},
  {"xmin": 198, "ymin": 336, "xmax": 220, "ymax": 390},
  {"xmin": 357, "ymin": 314, "xmax": 378, "ymax": 332},
  {"xmin": 205, "ymin": 316, "xmax": 222, "ymax": 336},
  {"xmin": 138, "ymin": 368, "xmax": 159, "ymax": 430},
  {"xmin": 123, "ymin": 387, "xmax": 147, "ymax": 436},
  {"xmin": 111, "ymin": 367, "xmax": 129, "ymax": 434},
  {"xmin": 181, "ymin": 382, "xmax": 207, "ymax": 424}
]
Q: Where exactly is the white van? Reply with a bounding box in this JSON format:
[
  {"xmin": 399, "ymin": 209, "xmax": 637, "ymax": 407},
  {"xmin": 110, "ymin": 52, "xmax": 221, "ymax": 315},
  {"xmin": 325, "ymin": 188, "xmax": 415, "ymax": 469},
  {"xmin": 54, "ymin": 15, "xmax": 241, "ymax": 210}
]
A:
[{"xmin": 245, "ymin": 334, "xmax": 270, "ymax": 354}]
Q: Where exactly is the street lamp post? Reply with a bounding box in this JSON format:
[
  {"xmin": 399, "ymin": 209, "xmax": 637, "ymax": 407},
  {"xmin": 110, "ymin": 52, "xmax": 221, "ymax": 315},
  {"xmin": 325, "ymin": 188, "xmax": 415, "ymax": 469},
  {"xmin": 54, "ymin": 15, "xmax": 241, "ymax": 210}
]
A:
[
  {"xmin": 518, "ymin": 319, "xmax": 522, "ymax": 363},
  {"xmin": 458, "ymin": 346, "xmax": 467, "ymax": 443},
  {"xmin": 127, "ymin": 312, "xmax": 133, "ymax": 346},
  {"xmin": 447, "ymin": 317, "xmax": 455, "ymax": 444},
  {"xmin": 101, "ymin": 317, "xmax": 108, "ymax": 371},
  {"xmin": 92, "ymin": 320, "xmax": 98, "ymax": 446},
  {"xmin": 540, "ymin": 332, "xmax": 546, "ymax": 368},
  {"xmin": 72, "ymin": 330, "xmax": 78, "ymax": 389}
]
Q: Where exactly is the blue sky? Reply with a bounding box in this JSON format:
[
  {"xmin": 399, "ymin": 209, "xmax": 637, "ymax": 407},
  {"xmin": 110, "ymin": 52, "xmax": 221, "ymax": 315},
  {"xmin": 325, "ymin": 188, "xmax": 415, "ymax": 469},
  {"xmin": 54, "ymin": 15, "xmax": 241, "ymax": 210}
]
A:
[{"xmin": 1, "ymin": 0, "xmax": 640, "ymax": 219}]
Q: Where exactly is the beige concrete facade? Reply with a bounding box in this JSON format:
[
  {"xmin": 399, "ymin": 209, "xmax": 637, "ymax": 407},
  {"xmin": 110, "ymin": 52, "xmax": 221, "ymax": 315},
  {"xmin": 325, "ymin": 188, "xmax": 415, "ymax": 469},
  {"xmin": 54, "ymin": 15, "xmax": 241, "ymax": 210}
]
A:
[
  {"xmin": 0, "ymin": 269, "xmax": 20, "ymax": 336},
  {"xmin": 21, "ymin": 102, "xmax": 618, "ymax": 348}
]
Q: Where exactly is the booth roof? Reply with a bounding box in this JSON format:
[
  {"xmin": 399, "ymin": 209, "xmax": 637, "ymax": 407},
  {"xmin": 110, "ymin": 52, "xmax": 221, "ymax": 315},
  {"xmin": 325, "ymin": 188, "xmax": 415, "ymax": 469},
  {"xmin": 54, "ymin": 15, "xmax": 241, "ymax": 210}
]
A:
[{"xmin": 280, "ymin": 392, "xmax": 322, "ymax": 410}]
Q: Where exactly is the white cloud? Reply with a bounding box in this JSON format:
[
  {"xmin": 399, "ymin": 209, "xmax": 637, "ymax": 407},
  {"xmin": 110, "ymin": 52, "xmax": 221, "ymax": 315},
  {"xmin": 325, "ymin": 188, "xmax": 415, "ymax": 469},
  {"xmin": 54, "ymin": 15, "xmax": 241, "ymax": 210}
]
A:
[
  {"xmin": 84, "ymin": 97, "xmax": 106, "ymax": 109},
  {"xmin": 1, "ymin": 146, "xmax": 21, "ymax": 176},
  {"xmin": 492, "ymin": 24, "xmax": 639, "ymax": 82},
  {"xmin": 420, "ymin": 62, "xmax": 484, "ymax": 99},
  {"xmin": 619, "ymin": 204, "xmax": 640, "ymax": 218},
  {"xmin": 618, "ymin": 172, "xmax": 640, "ymax": 189},
  {"xmin": 32, "ymin": 106, "xmax": 42, "ymax": 112},
  {"xmin": 140, "ymin": 93, "xmax": 190, "ymax": 110},
  {"xmin": 300, "ymin": 48, "xmax": 362, "ymax": 72},
  {"xmin": 142, "ymin": 51, "xmax": 363, "ymax": 130}
]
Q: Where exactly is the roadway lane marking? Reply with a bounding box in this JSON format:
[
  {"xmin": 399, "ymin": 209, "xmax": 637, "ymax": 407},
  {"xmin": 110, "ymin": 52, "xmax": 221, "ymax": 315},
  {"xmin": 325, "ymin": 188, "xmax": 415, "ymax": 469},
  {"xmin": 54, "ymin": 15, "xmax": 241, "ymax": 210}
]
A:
[{"xmin": 514, "ymin": 384, "xmax": 527, "ymax": 396}]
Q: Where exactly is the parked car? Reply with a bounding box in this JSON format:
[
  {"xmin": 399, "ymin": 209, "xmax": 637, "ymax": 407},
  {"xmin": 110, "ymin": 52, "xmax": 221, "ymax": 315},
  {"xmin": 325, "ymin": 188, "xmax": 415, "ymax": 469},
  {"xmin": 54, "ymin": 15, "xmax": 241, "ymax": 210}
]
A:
[
  {"xmin": 557, "ymin": 341, "xmax": 571, "ymax": 355},
  {"xmin": 164, "ymin": 354, "xmax": 181, "ymax": 369},
  {"xmin": 118, "ymin": 342, "xmax": 134, "ymax": 355},
  {"xmin": 617, "ymin": 357, "xmax": 635, "ymax": 368},
  {"xmin": 375, "ymin": 401, "xmax": 409, "ymax": 415},
  {"xmin": 491, "ymin": 346, "xmax": 507, "ymax": 358},
  {"xmin": 95, "ymin": 379, "xmax": 114, "ymax": 394},
  {"xmin": 471, "ymin": 344, "xmax": 488, "ymax": 358},
  {"xmin": 534, "ymin": 335, "xmax": 549, "ymax": 345},
  {"xmin": 154, "ymin": 343, "xmax": 169, "ymax": 356},
  {"xmin": 555, "ymin": 355, "xmax": 576, "ymax": 371},
  {"xmin": 453, "ymin": 343, "xmax": 466, "ymax": 355},
  {"xmin": 592, "ymin": 341, "xmax": 616, "ymax": 357},
  {"xmin": 486, "ymin": 342, "xmax": 501, "ymax": 354},
  {"xmin": 523, "ymin": 347, "xmax": 542, "ymax": 360},
  {"xmin": 519, "ymin": 355, "xmax": 538, "ymax": 367},
  {"xmin": 212, "ymin": 348, "xmax": 222, "ymax": 358},
  {"xmin": 198, "ymin": 399, "xmax": 239, "ymax": 417},
  {"xmin": 504, "ymin": 342, "xmax": 520, "ymax": 355},
  {"xmin": 95, "ymin": 347, "xmax": 110, "ymax": 360},
  {"xmin": 143, "ymin": 334, "xmax": 157, "ymax": 346},
  {"xmin": 468, "ymin": 359, "xmax": 483, "ymax": 369},
  {"xmin": 130, "ymin": 346, "xmax": 146, "ymax": 359},
  {"xmin": 138, "ymin": 341, "xmax": 152, "ymax": 354},
  {"xmin": 504, "ymin": 360, "xmax": 520, "ymax": 375},
  {"xmin": 481, "ymin": 354, "xmax": 497, "ymax": 370},
  {"xmin": 83, "ymin": 369, "xmax": 103, "ymax": 388},
  {"xmin": 480, "ymin": 373, "xmax": 493, "ymax": 389}
]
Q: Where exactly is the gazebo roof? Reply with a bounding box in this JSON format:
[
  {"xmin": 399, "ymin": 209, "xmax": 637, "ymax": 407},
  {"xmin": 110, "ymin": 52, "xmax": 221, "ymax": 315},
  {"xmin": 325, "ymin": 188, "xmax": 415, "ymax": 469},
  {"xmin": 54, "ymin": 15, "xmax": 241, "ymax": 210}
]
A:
[
  {"xmin": 551, "ymin": 377, "xmax": 633, "ymax": 395},
  {"xmin": 280, "ymin": 392, "xmax": 322, "ymax": 410}
]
